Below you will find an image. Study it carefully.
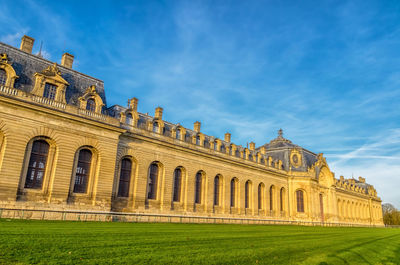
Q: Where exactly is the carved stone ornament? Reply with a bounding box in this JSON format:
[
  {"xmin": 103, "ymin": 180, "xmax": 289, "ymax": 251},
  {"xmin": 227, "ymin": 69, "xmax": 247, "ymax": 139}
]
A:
[
  {"xmin": 0, "ymin": 53, "xmax": 9, "ymax": 64},
  {"xmin": 41, "ymin": 63, "xmax": 62, "ymax": 76},
  {"xmin": 290, "ymin": 148, "xmax": 302, "ymax": 168}
]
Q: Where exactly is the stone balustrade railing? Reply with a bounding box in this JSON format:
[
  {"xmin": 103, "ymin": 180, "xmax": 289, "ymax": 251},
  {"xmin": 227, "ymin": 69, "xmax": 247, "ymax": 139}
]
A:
[
  {"xmin": 31, "ymin": 95, "xmax": 66, "ymax": 110},
  {"xmin": 0, "ymin": 85, "xmax": 21, "ymax": 96},
  {"xmin": 0, "ymin": 86, "xmax": 286, "ymax": 173}
]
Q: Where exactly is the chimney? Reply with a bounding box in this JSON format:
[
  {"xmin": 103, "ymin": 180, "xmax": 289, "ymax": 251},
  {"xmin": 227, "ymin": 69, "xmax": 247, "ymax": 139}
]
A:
[
  {"xmin": 128, "ymin": 97, "xmax": 138, "ymax": 111},
  {"xmin": 155, "ymin": 107, "xmax": 163, "ymax": 119},
  {"xmin": 61, "ymin": 53, "xmax": 74, "ymax": 68},
  {"xmin": 249, "ymin": 142, "xmax": 255, "ymax": 151},
  {"xmin": 194, "ymin": 121, "xmax": 201, "ymax": 133},
  {"xmin": 224, "ymin": 132, "xmax": 231, "ymax": 142},
  {"xmin": 20, "ymin": 35, "xmax": 35, "ymax": 53}
]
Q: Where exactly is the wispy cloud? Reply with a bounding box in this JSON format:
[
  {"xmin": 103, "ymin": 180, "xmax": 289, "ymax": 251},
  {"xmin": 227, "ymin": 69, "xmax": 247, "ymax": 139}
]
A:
[
  {"xmin": 0, "ymin": 0, "xmax": 399, "ymax": 207},
  {"xmin": 0, "ymin": 30, "xmax": 28, "ymax": 45}
]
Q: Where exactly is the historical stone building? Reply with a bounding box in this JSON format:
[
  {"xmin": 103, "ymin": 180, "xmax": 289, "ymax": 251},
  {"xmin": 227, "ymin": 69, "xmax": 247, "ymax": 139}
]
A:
[{"xmin": 0, "ymin": 36, "xmax": 383, "ymax": 225}]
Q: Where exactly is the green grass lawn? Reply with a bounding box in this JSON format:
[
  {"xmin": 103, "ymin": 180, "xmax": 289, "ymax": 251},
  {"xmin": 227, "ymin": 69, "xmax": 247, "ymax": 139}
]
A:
[{"xmin": 0, "ymin": 219, "xmax": 399, "ymax": 265}]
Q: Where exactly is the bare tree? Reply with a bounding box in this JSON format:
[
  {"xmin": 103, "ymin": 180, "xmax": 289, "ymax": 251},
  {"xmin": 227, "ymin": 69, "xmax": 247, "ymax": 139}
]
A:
[{"xmin": 382, "ymin": 203, "xmax": 400, "ymax": 225}]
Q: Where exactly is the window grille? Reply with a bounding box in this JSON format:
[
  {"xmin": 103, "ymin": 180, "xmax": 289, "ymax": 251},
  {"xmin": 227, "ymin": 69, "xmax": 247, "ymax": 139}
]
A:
[
  {"xmin": 195, "ymin": 172, "xmax": 202, "ymax": 204},
  {"xmin": 43, "ymin": 83, "xmax": 57, "ymax": 100},
  {"xmin": 258, "ymin": 184, "xmax": 263, "ymax": 209},
  {"xmin": 0, "ymin": 69, "xmax": 6, "ymax": 85},
  {"xmin": 118, "ymin": 158, "xmax": 132, "ymax": 197},
  {"xmin": 86, "ymin": 98, "xmax": 96, "ymax": 112},
  {"xmin": 245, "ymin": 181, "xmax": 250, "ymax": 208},
  {"xmin": 270, "ymin": 186, "xmax": 274, "ymax": 211},
  {"xmin": 296, "ymin": 190, "xmax": 304, "ymax": 212},
  {"xmin": 172, "ymin": 168, "xmax": 182, "ymax": 202},
  {"xmin": 147, "ymin": 163, "xmax": 158, "ymax": 199},
  {"xmin": 214, "ymin": 176, "xmax": 220, "ymax": 206},
  {"xmin": 73, "ymin": 149, "xmax": 92, "ymax": 193}
]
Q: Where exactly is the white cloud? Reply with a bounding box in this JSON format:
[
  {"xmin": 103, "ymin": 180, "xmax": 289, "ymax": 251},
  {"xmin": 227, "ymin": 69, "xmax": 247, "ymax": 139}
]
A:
[
  {"xmin": 0, "ymin": 31, "xmax": 26, "ymax": 45},
  {"xmin": 328, "ymin": 129, "xmax": 400, "ymax": 208}
]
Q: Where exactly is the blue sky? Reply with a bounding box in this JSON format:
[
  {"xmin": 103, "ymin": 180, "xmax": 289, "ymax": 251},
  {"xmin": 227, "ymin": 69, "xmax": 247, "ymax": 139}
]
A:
[{"xmin": 1, "ymin": 0, "xmax": 399, "ymax": 207}]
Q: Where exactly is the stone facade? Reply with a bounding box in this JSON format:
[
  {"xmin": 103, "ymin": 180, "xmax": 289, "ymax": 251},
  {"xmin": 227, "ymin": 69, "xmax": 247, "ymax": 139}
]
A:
[{"xmin": 0, "ymin": 36, "xmax": 383, "ymax": 225}]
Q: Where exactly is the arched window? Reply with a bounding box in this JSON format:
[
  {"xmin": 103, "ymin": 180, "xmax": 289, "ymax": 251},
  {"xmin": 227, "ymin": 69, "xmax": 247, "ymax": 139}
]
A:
[
  {"xmin": 230, "ymin": 178, "xmax": 236, "ymax": 207},
  {"xmin": 269, "ymin": 185, "xmax": 274, "ymax": 211},
  {"xmin": 214, "ymin": 176, "xmax": 220, "ymax": 206},
  {"xmin": 73, "ymin": 149, "xmax": 92, "ymax": 193},
  {"xmin": 280, "ymin": 187, "xmax": 285, "ymax": 212},
  {"xmin": 24, "ymin": 140, "xmax": 49, "ymax": 189},
  {"xmin": 117, "ymin": 158, "xmax": 132, "ymax": 197},
  {"xmin": 126, "ymin": 113, "xmax": 133, "ymax": 125},
  {"xmin": 258, "ymin": 183, "xmax": 264, "ymax": 210},
  {"xmin": 0, "ymin": 69, "xmax": 6, "ymax": 86},
  {"xmin": 213, "ymin": 142, "xmax": 217, "ymax": 151},
  {"xmin": 296, "ymin": 190, "xmax": 304, "ymax": 212},
  {"xmin": 248, "ymin": 154, "xmax": 253, "ymax": 161},
  {"xmin": 153, "ymin": 122, "xmax": 159, "ymax": 133},
  {"xmin": 172, "ymin": 168, "xmax": 182, "ymax": 202},
  {"xmin": 43, "ymin": 83, "xmax": 57, "ymax": 100},
  {"xmin": 235, "ymin": 149, "xmax": 240, "ymax": 157},
  {"xmin": 196, "ymin": 135, "xmax": 201, "ymax": 145},
  {"xmin": 245, "ymin": 181, "xmax": 250, "ymax": 209},
  {"xmin": 176, "ymin": 129, "xmax": 181, "ymax": 140},
  {"xmin": 195, "ymin": 172, "xmax": 202, "ymax": 204},
  {"xmin": 86, "ymin": 98, "xmax": 96, "ymax": 112},
  {"xmin": 221, "ymin": 145, "xmax": 226, "ymax": 153},
  {"xmin": 147, "ymin": 163, "xmax": 158, "ymax": 199}
]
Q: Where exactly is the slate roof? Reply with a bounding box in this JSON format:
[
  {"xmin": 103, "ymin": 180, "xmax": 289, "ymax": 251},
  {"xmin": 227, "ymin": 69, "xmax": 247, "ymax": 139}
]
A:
[
  {"xmin": 0, "ymin": 42, "xmax": 106, "ymax": 108},
  {"xmin": 257, "ymin": 129, "xmax": 318, "ymax": 172}
]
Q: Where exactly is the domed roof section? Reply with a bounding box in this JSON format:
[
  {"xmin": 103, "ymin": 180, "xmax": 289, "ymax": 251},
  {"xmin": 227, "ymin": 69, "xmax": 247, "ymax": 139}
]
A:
[
  {"xmin": 259, "ymin": 129, "xmax": 300, "ymax": 149},
  {"xmin": 256, "ymin": 129, "xmax": 319, "ymax": 172}
]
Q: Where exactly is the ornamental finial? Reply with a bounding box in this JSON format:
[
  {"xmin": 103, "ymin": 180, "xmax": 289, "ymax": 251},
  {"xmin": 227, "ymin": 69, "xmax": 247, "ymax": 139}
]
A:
[{"xmin": 278, "ymin": 128, "xmax": 283, "ymax": 137}]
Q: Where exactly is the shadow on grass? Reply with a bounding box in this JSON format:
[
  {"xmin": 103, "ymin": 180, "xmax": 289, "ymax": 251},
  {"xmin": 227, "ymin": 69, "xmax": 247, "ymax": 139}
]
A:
[{"xmin": 324, "ymin": 233, "xmax": 400, "ymax": 265}]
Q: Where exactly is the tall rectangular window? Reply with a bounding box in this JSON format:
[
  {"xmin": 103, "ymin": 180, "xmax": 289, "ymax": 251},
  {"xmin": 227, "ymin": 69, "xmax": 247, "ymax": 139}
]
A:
[
  {"xmin": 0, "ymin": 69, "xmax": 7, "ymax": 86},
  {"xmin": 195, "ymin": 172, "xmax": 202, "ymax": 204},
  {"xmin": 118, "ymin": 158, "xmax": 132, "ymax": 197},
  {"xmin": 172, "ymin": 168, "xmax": 182, "ymax": 202},
  {"xmin": 214, "ymin": 176, "xmax": 220, "ymax": 206},
  {"xmin": 230, "ymin": 179, "xmax": 236, "ymax": 207},
  {"xmin": 296, "ymin": 190, "xmax": 304, "ymax": 212},
  {"xmin": 25, "ymin": 140, "xmax": 49, "ymax": 189},
  {"xmin": 73, "ymin": 149, "xmax": 92, "ymax": 193},
  {"xmin": 147, "ymin": 163, "xmax": 158, "ymax": 199},
  {"xmin": 43, "ymin": 83, "xmax": 57, "ymax": 100}
]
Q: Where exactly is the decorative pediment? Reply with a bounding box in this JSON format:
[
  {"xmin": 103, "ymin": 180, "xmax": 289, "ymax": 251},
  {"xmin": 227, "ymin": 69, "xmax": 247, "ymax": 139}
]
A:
[
  {"xmin": 290, "ymin": 148, "xmax": 302, "ymax": 168},
  {"xmin": 31, "ymin": 63, "xmax": 69, "ymax": 103},
  {"xmin": 78, "ymin": 85, "xmax": 104, "ymax": 113},
  {"xmin": 36, "ymin": 63, "xmax": 69, "ymax": 85}
]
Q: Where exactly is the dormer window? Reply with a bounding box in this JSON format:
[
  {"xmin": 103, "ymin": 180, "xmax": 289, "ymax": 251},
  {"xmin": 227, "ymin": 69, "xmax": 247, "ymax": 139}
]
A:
[
  {"xmin": 126, "ymin": 113, "xmax": 133, "ymax": 125},
  {"xmin": 86, "ymin": 98, "xmax": 96, "ymax": 112},
  {"xmin": 43, "ymin": 83, "xmax": 57, "ymax": 100},
  {"xmin": 78, "ymin": 85, "xmax": 105, "ymax": 114},
  {"xmin": 153, "ymin": 122, "xmax": 159, "ymax": 133},
  {"xmin": 32, "ymin": 64, "xmax": 69, "ymax": 103},
  {"xmin": 0, "ymin": 53, "xmax": 19, "ymax": 88},
  {"xmin": 0, "ymin": 69, "xmax": 6, "ymax": 85},
  {"xmin": 176, "ymin": 129, "xmax": 181, "ymax": 140},
  {"xmin": 196, "ymin": 135, "xmax": 201, "ymax": 145}
]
